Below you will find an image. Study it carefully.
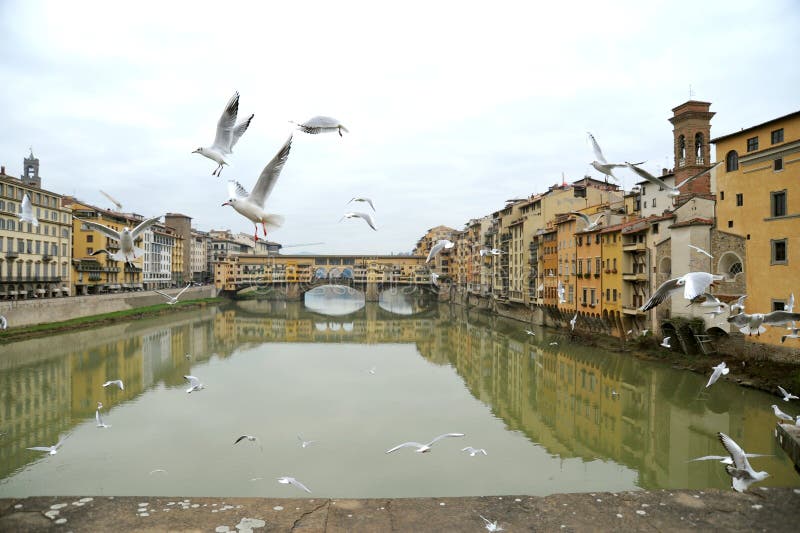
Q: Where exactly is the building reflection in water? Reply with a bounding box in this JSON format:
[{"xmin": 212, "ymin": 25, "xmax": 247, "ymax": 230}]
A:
[{"xmin": 0, "ymin": 300, "xmax": 794, "ymax": 491}]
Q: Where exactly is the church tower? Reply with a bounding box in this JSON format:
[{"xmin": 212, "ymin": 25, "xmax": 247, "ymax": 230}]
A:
[
  {"xmin": 22, "ymin": 148, "xmax": 41, "ymax": 188},
  {"xmin": 668, "ymin": 101, "xmax": 715, "ymax": 198}
]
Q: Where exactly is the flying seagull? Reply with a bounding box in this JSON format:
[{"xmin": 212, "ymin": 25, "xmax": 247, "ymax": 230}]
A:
[
  {"xmin": 778, "ymin": 386, "xmax": 798, "ymax": 402},
  {"xmin": 348, "ymin": 197, "xmax": 375, "ymax": 211},
  {"xmin": 587, "ymin": 132, "xmax": 627, "ymax": 181},
  {"xmin": 730, "ymin": 295, "xmax": 747, "ymax": 314},
  {"xmin": 781, "ymin": 326, "xmax": 800, "ymax": 343},
  {"xmin": 570, "ymin": 211, "xmax": 605, "ymax": 231},
  {"xmin": 193, "ymin": 92, "xmax": 253, "ymax": 176},
  {"xmin": 154, "ymin": 283, "xmax": 192, "ymax": 305},
  {"xmin": 222, "ymin": 136, "xmax": 292, "ymax": 242},
  {"xmin": 297, "ymin": 435, "xmax": 316, "ymax": 448},
  {"xmin": 706, "ymin": 361, "xmax": 729, "ymax": 388},
  {"xmin": 772, "ymin": 404, "xmax": 794, "ymax": 422},
  {"xmin": 660, "ymin": 336, "xmax": 671, "ymax": 348},
  {"xmin": 340, "ymin": 211, "xmax": 377, "ymax": 231},
  {"xmin": 385, "ymin": 433, "xmax": 465, "ymax": 454},
  {"xmin": 479, "ymin": 515, "xmax": 505, "ymax": 532},
  {"xmin": 626, "ymin": 161, "xmax": 722, "ymax": 197},
  {"xmin": 427, "ymin": 239, "xmax": 454, "ymax": 263},
  {"xmin": 640, "ymin": 272, "xmax": 724, "ymax": 311},
  {"xmin": 291, "ymin": 116, "xmax": 348, "ymax": 136},
  {"xmin": 687, "ymin": 453, "xmax": 771, "ymax": 465},
  {"xmin": 184, "ymin": 375, "xmax": 204, "ymax": 393},
  {"xmin": 96, "ymin": 409, "xmax": 111, "ymax": 429},
  {"xmin": 461, "ymin": 446, "xmax": 488, "ymax": 456},
  {"xmin": 103, "ymin": 379, "xmax": 124, "ymax": 391},
  {"xmin": 78, "ymin": 215, "xmax": 161, "ymax": 264},
  {"xmin": 727, "ymin": 310, "xmax": 800, "ymax": 336},
  {"xmin": 557, "ymin": 280, "xmax": 566, "ymax": 304},
  {"xmin": 786, "ymin": 293, "xmax": 795, "ymax": 313},
  {"xmin": 569, "ymin": 313, "xmax": 577, "ymax": 331},
  {"xmin": 717, "ymin": 432, "xmax": 769, "ymax": 492},
  {"xmin": 688, "ymin": 244, "xmax": 713, "ymax": 258},
  {"xmin": 99, "ymin": 190, "xmax": 123, "ymax": 211},
  {"xmin": 27, "ymin": 435, "xmax": 68, "ymax": 455},
  {"xmin": 234, "ymin": 435, "xmax": 262, "ymax": 450},
  {"xmin": 277, "ymin": 476, "xmax": 312, "ymax": 494},
  {"xmin": 525, "ymin": 329, "xmax": 536, "ymax": 336},
  {"xmin": 19, "ymin": 194, "xmax": 39, "ymax": 226}
]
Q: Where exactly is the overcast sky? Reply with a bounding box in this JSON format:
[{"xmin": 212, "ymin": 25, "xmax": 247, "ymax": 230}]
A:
[{"xmin": 1, "ymin": 1, "xmax": 798, "ymax": 254}]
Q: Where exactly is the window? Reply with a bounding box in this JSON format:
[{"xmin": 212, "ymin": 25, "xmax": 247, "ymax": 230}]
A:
[
  {"xmin": 772, "ymin": 191, "xmax": 787, "ymax": 218},
  {"xmin": 87, "ymin": 235, "xmax": 94, "ymax": 243},
  {"xmin": 728, "ymin": 220, "xmax": 733, "ymax": 228},
  {"xmin": 606, "ymin": 288, "xmax": 610, "ymax": 301},
  {"xmin": 590, "ymin": 288, "xmax": 596, "ymax": 306},
  {"xmin": 87, "ymin": 247, "xmax": 94, "ymax": 255},
  {"xmin": 771, "ymin": 128, "xmax": 784, "ymax": 144},
  {"xmin": 773, "ymin": 300, "xmax": 785, "ymax": 312},
  {"xmin": 652, "ymin": 198, "xmax": 656, "ymax": 208},
  {"xmin": 652, "ymin": 223, "xmax": 659, "ymax": 234},
  {"xmin": 774, "ymin": 158, "xmax": 783, "ymax": 171},
  {"xmin": 726, "ymin": 150, "xmax": 739, "ymax": 171},
  {"xmin": 641, "ymin": 186, "xmax": 646, "ymax": 195},
  {"xmin": 729, "ymin": 261, "xmax": 743, "ymax": 276},
  {"xmin": 694, "ymin": 132, "xmax": 704, "ymax": 163},
  {"xmin": 720, "ymin": 191, "xmax": 725, "ymax": 200},
  {"xmin": 613, "ymin": 288, "xmax": 617, "ymax": 302},
  {"xmin": 736, "ymin": 193, "xmax": 743, "ymax": 206},
  {"xmin": 771, "ymin": 239, "xmax": 787, "ymax": 264},
  {"xmin": 746, "ymin": 136, "xmax": 758, "ymax": 152}
]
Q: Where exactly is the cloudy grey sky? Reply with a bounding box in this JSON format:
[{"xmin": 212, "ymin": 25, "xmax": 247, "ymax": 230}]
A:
[{"xmin": 1, "ymin": 1, "xmax": 798, "ymax": 254}]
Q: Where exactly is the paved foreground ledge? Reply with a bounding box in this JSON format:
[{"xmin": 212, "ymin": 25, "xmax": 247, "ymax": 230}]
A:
[{"xmin": 2, "ymin": 488, "xmax": 800, "ymax": 532}]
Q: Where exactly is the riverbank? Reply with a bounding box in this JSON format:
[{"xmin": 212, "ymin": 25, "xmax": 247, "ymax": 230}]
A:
[{"xmin": 3, "ymin": 488, "xmax": 799, "ymax": 532}]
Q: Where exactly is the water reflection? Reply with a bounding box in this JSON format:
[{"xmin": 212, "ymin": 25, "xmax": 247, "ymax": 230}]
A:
[
  {"xmin": 303, "ymin": 285, "xmax": 365, "ymax": 315},
  {"xmin": 378, "ymin": 287, "xmax": 435, "ymax": 315},
  {"xmin": 0, "ymin": 301, "xmax": 795, "ymax": 498}
]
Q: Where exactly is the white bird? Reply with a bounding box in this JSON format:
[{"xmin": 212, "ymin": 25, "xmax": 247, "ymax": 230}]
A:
[
  {"xmin": 569, "ymin": 313, "xmax": 577, "ymax": 331},
  {"xmin": 430, "ymin": 272, "xmax": 440, "ymax": 287},
  {"xmin": 461, "ymin": 446, "xmax": 488, "ymax": 456},
  {"xmin": 95, "ymin": 409, "xmax": 110, "ymax": 429},
  {"xmin": 717, "ymin": 432, "xmax": 769, "ymax": 493},
  {"xmin": 488, "ymin": 248, "xmax": 505, "ymax": 255},
  {"xmin": 705, "ymin": 306, "xmax": 726, "ymax": 318},
  {"xmin": 687, "ymin": 453, "xmax": 771, "ymax": 465},
  {"xmin": 348, "ymin": 197, "xmax": 375, "ymax": 211},
  {"xmin": 340, "ymin": 211, "xmax": 377, "ymax": 231},
  {"xmin": 692, "ymin": 292, "xmax": 724, "ymax": 308},
  {"xmin": 660, "ymin": 336, "xmax": 671, "ymax": 348},
  {"xmin": 78, "ymin": 215, "xmax": 161, "ymax": 264},
  {"xmin": 479, "ymin": 248, "xmax": 490, "ymax": 257},
  {"xmin": 184, "ymin": 375, "xmax": 204, "ymax": 393},
  {"xmin": 103, "ymin": 379, "xmax": 124, "ymax": 391},
  {"xmin": 223, "ymin": 136, "xmax": 292, "ymax": 242},
  {"xmin": 193, "ymin": 92, "xmax": 253, "ymax": 176},
  {"xmin": 557, "ymin": 280, "xmax": 566, "ymax": 304},
  {"xmin": 781, "ymin": 326, "xmax": 800, "ymax": 343},
  {"xmin": 778, "ymin": 386, "xmax": 798, "ymax": 402},
  {"xmin": 148, "ymin": 469, "xmax": 168, "ymax": 475},
  {"xmin": 291, "ymin": 116, "xmax": 348, "ymax": 137},
  {"xmin": 277, "ymin": 476, "xmax": 312, "ymax": 493},
  {"xmin": 234, "ymin": 435, "xmax": 261, "ymax": 450},
  {"xmin": 772, "ymin": 404, "xmax": 794, "ymax": 421},
  {"xmin": 27, "ymin": 435, "xmax": 67, "ymax": 456},
  {"xmin": 549, "ymin": 341, "xmax": 559, "ymax": 346},
  {"xmin": 426, "ymin": 239, "xmax": 454, "ymax": 263},
  {"xmin": 786, "ymin": 293, "xmax": 795, "ymax": 313},
  {"xmin": 570, "ymin": 211, "xmax": 605, "ymax": 231},
  {"xmin": 368, "ymin": 366, "xmax": 377, "ymax": 375},
  {"xmin": 727, "ymin": 310, "xmax": 800, "ymax": 336},
  {"xmin": 525, "ymin": 329, "xmax": 536, "ymax": 336},
  {"xmin": 626, "ymin": 161, "xmax": 722, "ymax": 197},
  {"xmin": 730, "ymin": 295, "xmax": 747, "ymax": 314},
  {"xmin": 706, "ymin": 362, "xmax": 729, "ymax": 388},
  {"xmin": 688, "ymin": 244, "xmax": 713, "ymax": 258},
  {"xmin": 154, "ymin": 283, "xmax": 192, "ymax": 305},
  {"xmin": 479, "ymin": 515, "xmax": 505, "ymax": 532},
  {"xmin": 99, "ymin": 190, "xmax": 123, "ymax": 211},
  {"xmin": 640, "ymin": 272, "xmax": 725, "ymax": 311},
  {"xmin": 19, "ymin": 193, "xmax": 39, "ymax": 226},
  {"xmin": 297, "ymin": 435, "xmax": 316, "ymax": 448},
  {"xmin": 0, "ymin": 315, "xmax": 7, "ymax": 330},
  {"xmin": 385, "ymin": 433, "xmax": 465, "ymax": 454},
  {"xmin": 587, "ymin": 132, "xmax": 627, "ymax": 181}
]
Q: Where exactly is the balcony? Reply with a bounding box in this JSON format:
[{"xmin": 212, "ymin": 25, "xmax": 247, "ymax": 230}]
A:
[
  {"xmin": 622, "ymin": 272, "xmax": 648, "ymax": 282},
  {"xmin": 622, "ymin": 305, "xmax": 645, "ymax": 316},
  {"xmin": 42, "ymin": 254, "xmax": 53, "ymax": 262},
  {"xmin": 623, "ymin": 242, "xmax": 646, "ymax": 252},
  {"xmin": 0, "ymin": 276, "xmax": 62, "ymax": 284},
  {"xmin": 6, "ymin": 251, "xmax": 19, "ymax": 259}
]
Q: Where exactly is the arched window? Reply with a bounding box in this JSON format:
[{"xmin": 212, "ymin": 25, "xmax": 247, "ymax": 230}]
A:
[
  {"xmin": 678, "ymin": 135, "xmax": 686, "ymax": 163},
  {"xmin": 726, "ymin": 150, "xmax": 739, "ymax": 172},
  {"xmin": 718, "ymin": 252, "xmax": 744, "ymax": 278},
  {"xmin": 694, "ymin": 133, "xmax": 704, "ymax": 163},
  {"xmin": 659, "ymin": 257, "xmax": 672, "ymax": 276}
]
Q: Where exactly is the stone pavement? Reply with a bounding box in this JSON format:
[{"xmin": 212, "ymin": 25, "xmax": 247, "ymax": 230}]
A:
[{"xmin": 2, "ymin": 488, "xmax": 799, "ymax": 532}]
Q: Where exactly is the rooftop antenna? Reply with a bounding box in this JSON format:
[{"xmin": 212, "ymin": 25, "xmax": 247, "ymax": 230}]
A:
[{"xmin": 689, "ymin": 84, "xmax": 695, "ymax": 99}]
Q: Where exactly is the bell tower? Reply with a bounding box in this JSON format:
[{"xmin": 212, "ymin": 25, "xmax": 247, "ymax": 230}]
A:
[
  {"xmin": 22, "ymin": 148, "xmax": 41, "ymax": 188},
  {"xmin": 668, "ymin": 101, "xmax": 715, "ymax": 198}
]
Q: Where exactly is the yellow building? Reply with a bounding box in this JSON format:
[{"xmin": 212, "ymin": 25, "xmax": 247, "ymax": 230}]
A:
[
  {"xmin": 712, "ymin": 109, "xmax": 800, "ymax": 347},
  {"xmin": 599, "ymin": 224, "xmax": 623, "ymax": 331},
  {"xmin": 555, "ymin": 214, "xmax": 577, "ymax": 311}
]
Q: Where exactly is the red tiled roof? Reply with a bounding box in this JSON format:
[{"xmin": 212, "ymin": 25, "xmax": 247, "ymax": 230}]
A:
[{"xmin": 669, "ymin": 217, "xmax": 713, "ymax": 229}]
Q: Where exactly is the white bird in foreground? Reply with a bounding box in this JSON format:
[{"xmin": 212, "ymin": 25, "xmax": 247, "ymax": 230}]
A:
[
  {"xmin": 19, "ymin": 193, "xmax": 39, "ymax": 226},
  {"xmin": 95, "ymin": 409, "xmax": 110, "ymax": 429},
  {"xmin": 291, "ymin": 116, "xmax": 348, "ymax": 137},
  {"xmin": 277, "ymin": 476, "xmax": 312, "ymax": 494},
  {"xmin": 427, "ymin": 239, "xmax": 454, "ymax": 263},
  {"xmin": 640, "ymin": 272, "xmax": 724, "ymax": 312},
  {"xmin": 184, "ymin": 375, "xmax": 204, "ymax": 393},
  {"xmin": 688, "ymin": 244, "xmax": 713, "ymax": 259},
  {"xmin": 297, "ymin": 435, "xmax": 316, "ymax": 448},
  {"xmin": 706, "ymin": 362, "xmax": 729, "ymax": 388},
  {"xmin": 626, "ymin": 161, "xmax": 722, "ymax": 197},
  {"xmin": 103, "ymin": 379, "xmax": 124, "ymax": 391},
  {"xmin": 569, "ymin": 313, "xmax": 577, "ymax": 331},
  {"xmin": 348, "ymin": 197, "xmax": 375, "ymax": 211},
  {"xmin": 223, "ymin": 136, "xmax": 292, "ymax": 242},
  {"xmin": 385, "ymin": 433, "xmax": 465, "ymax": 454},
  {"xmin": 771, "ymin": 404, "xmax": 794, "ymax": 422},
  {"xmin": 730, "ymin": 295, "xmax": 747, "ymax": 314},
  {"xmin": 154, "ymin": 283, "xmax": 192, "ymax": 305},
  {"xmin": 587, "ymin": 132, "xmax": 627, "ymax": 181},
  {"xmin": 717, "ymin": 432, "xmax": 769, "ymax": 493},
  {"xmin": 479, "ymin": 514, "xmax": 505, "ymax": 532},
  {"xmin": 461, "ymin": 446, "xmax": 488, "ymax": 456},
  {"xmin": 570, "ymin": 211, "xmax": 605, "ymax": 231},
  {"xmin": 340, "ymin": 212, "xmax": 377, "ymax": 231},
  {"xmin": 79, "ymin": 215, "xmax": 162, "ymax": 264},
  {"xmin": 193, "ymin": 92, "xmax": 253, "ymax": 176},
  {"xmin": 727, "ymin": 310, "xmax": 800, "ymax": 336},
  {"xmin": 27, "ymin": 435, "xmax": 67, "ymax": 455},
  {"xmin": 660, "ymin": 336, "xmax": 671, "ymax": 348},
  {"xmin": 778, "ymin": 386, "xmax": 798, "ymax": 402},
  {"xmin": 687, "ymin": 452, "xmax": 771, "ymax": 465}
]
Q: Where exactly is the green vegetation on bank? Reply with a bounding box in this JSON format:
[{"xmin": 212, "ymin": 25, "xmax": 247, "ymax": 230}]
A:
[{"xmin": 0, "ymin": 297, "xmax": 224, "ymax": 343}]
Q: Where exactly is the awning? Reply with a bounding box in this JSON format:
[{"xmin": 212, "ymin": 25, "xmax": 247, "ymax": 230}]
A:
[
  {"xmin": 9, "ymin": 290, "xmax": 17, "ymax": 295},
  {"xmin": 61, "ymin": 287, "xmax": 70, "ymax": 294},
  {"xmin": 36, "ymin": 289, "xmax": 46, "ymax": 294}
]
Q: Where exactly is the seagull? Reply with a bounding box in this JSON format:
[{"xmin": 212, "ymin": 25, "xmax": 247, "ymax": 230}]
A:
[
  {"xmin": 549, "ymin": 341, "xmax": 559, "ymax": 346},
  {"xmin": 430, "ymin": 272, "xmax": 440, "ymax": 287},
  {"xmin": 154, "ymin": 283, "xmax": 192, "ymax": 305},
  {"xmin": 778, "ymin": 386, "xmax": 798, "ymax": 402},
  {"xmin": 786, "ymin": 293, "xmax": 795, "ymax": 313},
  {"xmin": 479, "ymin": 515, "xmax": 504, "ymax": 532},
  {"xmin": 569, "ymin": 313, "xmax": 577, "ymax": 331},
  {"xmin": 348, "ymin": 197, "xmax": 375, "ymax": 211},
  {"xmin": 234, "ymin": 435, "xmax": 261, "ymax": 450},
  {"xmin": 223, "ymin": 136, "xmax": 292, "ymax": 242},
  {"xmin": 19, "ymin": 193, "xmax": 39, "ymax": 226},
  {"xmin": 99, "ymin": 190, "xmax": 123, "ymax": 211},
  {"xmin": 691, "ymin": 292, "xmax": 725, "ymax": 308},
  {"xmin": 78, "ymin": 215, "xmax": 161, "ymax": 264},
  {"xmin": 524, "ymin": 329, "xmax": 536, "ymax": 336},
  {"xmin": 0, "ymin": 315, "xmax": 7, "ymax": 330},
  {"xmin": 781, "ymin": 326, "xmax": 800, "ymax": 343},
  {"xmin": 587, "ymin": 132, "xmax": 627, "ymax": 181},
  {"xmin": 730, "ymin": 295, "xmax": 747, "ymax": 314},
  {"xmin": 478, "ymin": 248, "xmax": 490, "ymax": 257},
  {"xmin": 297, "ymin": 435, "xmax": 316, "ymax": 448},
  {"xmin": 103, "ymin": 379, "xmax": 124, "ymax": 391},
  {"xmin": 193, "ymin": 92, "xmax": 253, "ymax": 176},
  {"xmin": 340, "ymin": 211, "xmax": 377, "ymax": 231},
  {"xmin": 291, "ymin": 116, "xmax": 348, "ymax": 137},
  {"xmin": 368, "ymin": 366, "xmax": 377, "ymax": 375},
  {"xmin": 687, "ymin": 453, "xmax": 771, "ymax": 465},
  {"xmin": 148, "ymin": 469, "xmax": 168, "ymax": 475},
  {"xmin": 461, "ymin": 446, "xmax": 488, "ymax": 456},
  {"xmin": 705, "ymin": 306, "xmax": 726, "ymax": 318},
  {"xmin": 95, "ymin": 409, "xmax": 110, "ymax": 429},
  {"xmin": 426, "ymin": 239, "xmax": 454, "ymax": 263},
  {"xmin": 688, "ymin": 244, "xmax": 713, "ymax": 258},
  {"xmin": 277, "ymin": 476, "xmax": 312, "ymax": 493},
  {"xmin": 706, "ymin": 362, "xmax": 729, "ymax": 388},
  {"xmin": 570, "ymin": 211, "xmax": 605, "ymax": 231},
  {"xmin": 626, "ymin": 161, "xmax": 722, "ymax": 197},
  {"xmin": 27, "ymin": 435, "xmax": 67, "ymax": 455},
  {"xmin": 727, "ymin": 310, "xmax": 800, "ymax": 336},
  {"xmin": 184, "ymin": 375, "xmax": 204, "ymax": 393},
  {"xmin": 557, "ymin": 280, "xmax": 566, "ymax": 304},
  {"xmin": 488, "ymin": 248, "xmax": 505, "ymax": 255},
  {"xmin": 718, "ymin": 432, "xmax": 769, "ymax": 492},
  {"xmin": 640, "ymin": 272, "xmax": 725, "ymax": 311},
  {"xmin": 385, "ymin": 433, "xmax": 465, "ymax": 454},
  {"xmin": 772, "ymin": 405, "xmax": 795, "ymax": 424},
  {"xmin": 660, "ymin": 336, "xmax": 671, "ymax": 348}
]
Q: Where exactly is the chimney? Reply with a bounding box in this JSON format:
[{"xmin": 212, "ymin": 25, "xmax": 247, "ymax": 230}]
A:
[
  {"xmin": 662, "ymin": 168, "xmax": 668, "ymax": 176},
  {"xmin": 0, "ymin": 165, "xmax": 5, "ymax": 175}
]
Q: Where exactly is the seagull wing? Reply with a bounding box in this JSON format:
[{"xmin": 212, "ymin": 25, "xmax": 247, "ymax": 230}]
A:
[
  {"xmin": 587, "ymin": 133, "xmax": 607, "ymax": 164},
  {"xmin": 727, "ymin": 313, "xmax": 750, "ymax": 327},
  {"xmin": 688, "ymin": 244, "xmax": 713, "ymax": 258},
  {"xmin": 290, "ymin": 478, "xmax": 312, "ymax": 493},
  {"xmin": 175, "ymin": 283, "xmax": 192, "ymax": 299},
  {"xmin": 427, "ymin": 242, "xmax": 445, "ymax": 263},
  {"xmin": 184, "ymin": 375, "xmax": 200, "ymax": 387},
  {"xmin": 78, "ymin": 219, "xmax": 121, "ymax": 241},
  {"xmin": 762, "ymin": 311, "xmax": 800, "ymax": 325},
  {"xmin": 683, "ymin": 272, "xmax": 716, "ymax": 301},
  {"xmin": 248, "ymin": 136, "xmax": 293, "ymax": 206},
  {"xmin": 211, "ymin": 92, "xmax": 239, "ymax": 153},
  {"xmin": 569, "ymin": 211, "xmax": 591, "ymax": 226},
  {"xmin": 27, "ymin": 446, "xmax": 53, "ymax": 452},
  {"xmin": 626, "ymin": 162, "xmax": 673, "ymax": 190},
  {"xmin": 229, "ymin": 114, "xmax": 253, "ymax": 152},
  {"xmin": 355, "ymin": 212, "xmax": 377, "ymax": 230},
  {"xmin": 130, "ymin": 216, "xmax": 162, "ymax": 240},
  {"xmin": 385, "ymin": 442, "xmax": 425, "ymax": 454},
  {"xmin": 365, "ymin": 198, "xmax": 375, "ymax": 211},
  {"xmin": 427, "ymin": 433, "xmax": 466, "ymax": 446},
  {"xmin": 234, "ymin": 435, "xmax": 249, "ymax": 445},
  {"xmin": 718, "ymin": 432, "xmax": 752, "ymax": 473},
  {"xmin": 674, "ymin": 161, "xmax": 723, "ymax": 189},
  {"xmin": 686, "ymin": 455, "xmax": 727, "ymax": 462},
  {"xmin": 227, "ymin": 180, "xmax": 249, "ymax": 200},
  {"xmin": 153, "ymin": 290, "xmax": 172, "ymax": 300},
  {"xmin": 640, "ymin": 277, "xmax": 682, "ymax": 311}
]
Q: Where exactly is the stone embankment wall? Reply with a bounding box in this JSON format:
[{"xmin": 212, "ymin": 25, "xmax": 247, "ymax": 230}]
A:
[{"xmin": 0, "ymin": 286, "xmax": 217, "ymax": 328}]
